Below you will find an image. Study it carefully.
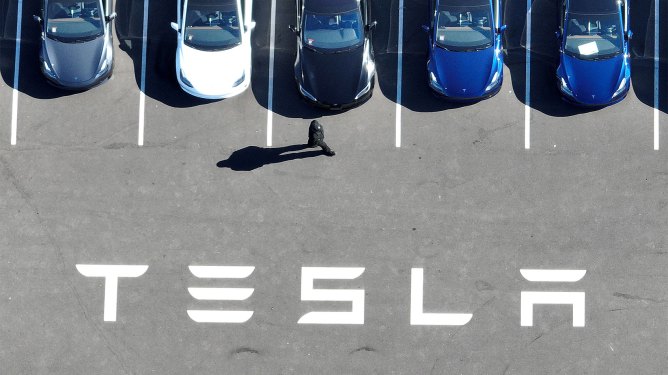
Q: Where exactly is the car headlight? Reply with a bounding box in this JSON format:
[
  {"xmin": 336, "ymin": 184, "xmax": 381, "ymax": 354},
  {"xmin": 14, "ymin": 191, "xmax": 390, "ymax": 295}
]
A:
[
  {"xmin": 366, "ymin": 60, "xmax": 375, "ymax": 76},
  {"xmin": 560, "ymin": 77, "xmax": 573, "ymax": 97},
  {"xmin": 180, "ymin": 70, "xmax": 193, "ymax": 88},
  {"xmin": 484, "ymin": 71, "xmax": 500, "ymax": 92},
  {"xmin": 232, "ymin": 72, "xmax": 245, "ymax": 87},
  {"xmin": 362, "ymin": 42, "xmax": 375, "ymax": 76},
  {"xmin": 299, "ymin": 84, "xmax": 317, "ymax": 102},
  {"xmin": 42, "ymin": 59, "xmax": 57, "ymax": 78},
  {"xmin": 429, "ymin": 71, "xmax": 444, "ymax": 92},
  {"xmin": 94, "ymin": 59, "xmax": 109, "ymax": 79},
  {"xmin": 612, "ymin": 77, "xmax": 628, "ymax": 98},
  {"xmin": 354, "ymin": 80, "xmax": 371, "ymax": 100}
]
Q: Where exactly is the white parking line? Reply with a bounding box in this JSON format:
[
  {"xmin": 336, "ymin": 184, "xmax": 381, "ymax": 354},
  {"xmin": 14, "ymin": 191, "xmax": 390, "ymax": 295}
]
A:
[
  {"xmin": 10, "ymin": 0, "xmax": 23, "ymax": 146},
  {"xmin": 653, "ymin": 0, "xmax": 659, "ymax": 151},
  {"xmin": 266, "ymin": 0, "xmax": 277, "ymax": 147},
  {"xmin": 138, "ymin": 0, "xmax": 149, "ymax": 146},
  {"xmin": 524, "ymin": 0, "xmax": 531, "ymax": 150},
  {"xmin": 395, "ymin": 0, "xmax": 404, "ymax": 148}
]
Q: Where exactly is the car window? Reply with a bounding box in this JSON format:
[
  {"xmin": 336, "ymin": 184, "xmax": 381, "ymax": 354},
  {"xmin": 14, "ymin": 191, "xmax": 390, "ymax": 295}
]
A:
[
  {"xmin": 184, "ymin": 0, "xmax": 242, "ymax": 51},
  {"xmin": 564, "ymin": 12, "xmax": 622, "ymax": 60},
  {"xmin": 302, "ymin": 9, "xmax": 363, "ymax": 51},
  {"xmin": 435, "ymin": 5, "xmax": 493, "ymax": 51},
  {"xmin": 46, "ymin": 1, "xmax": 103, "ymax": 42}
]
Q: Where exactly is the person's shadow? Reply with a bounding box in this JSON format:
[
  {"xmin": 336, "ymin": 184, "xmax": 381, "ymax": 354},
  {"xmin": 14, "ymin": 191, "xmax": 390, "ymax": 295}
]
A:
[{"xmin": 216, "ymin": 144, "xmax": 327, "ymax": 171}]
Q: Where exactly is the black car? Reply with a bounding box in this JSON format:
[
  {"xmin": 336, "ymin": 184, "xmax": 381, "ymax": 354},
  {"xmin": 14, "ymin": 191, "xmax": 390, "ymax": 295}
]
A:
[
  {"xmin": 34, "ymin": 1, "xmax": 116, "ymax": 89},
  {"xmin": 290, "ymin": 0, "xmax": 377, "ymax": 110}
]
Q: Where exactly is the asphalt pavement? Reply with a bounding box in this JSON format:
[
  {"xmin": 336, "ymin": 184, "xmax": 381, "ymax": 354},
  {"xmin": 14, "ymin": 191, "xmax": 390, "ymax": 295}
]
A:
[{"xmin": 1, "ymin": 0, "xmax": 668, "ymax": 374}]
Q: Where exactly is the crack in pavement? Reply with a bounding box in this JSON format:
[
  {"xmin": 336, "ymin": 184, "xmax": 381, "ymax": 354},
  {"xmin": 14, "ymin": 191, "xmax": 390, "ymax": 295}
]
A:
[{"xmin": 0, "ymin": 155, "xmax": 133, "ymax": 375}]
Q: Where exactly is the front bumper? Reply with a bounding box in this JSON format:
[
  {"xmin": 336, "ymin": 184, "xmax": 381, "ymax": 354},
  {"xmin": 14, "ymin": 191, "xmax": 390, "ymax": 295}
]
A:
[
  {"xmin": 297, "ymin": 79, "xmax": 374, "ymax": 111},
  {"xmin": 177, "ymin": 69, "xmax": 251, "ymax": 100},
  {"xmin": 42, "ymin": 64, "xmax": 113, "ymax": 91},
  {"xmin": 429, "ymin": 78, "xmax": 502, "ymax": 102},
  {"xmin": 558, "ymin": 80, "xmax": 629, "ymax": 108}
]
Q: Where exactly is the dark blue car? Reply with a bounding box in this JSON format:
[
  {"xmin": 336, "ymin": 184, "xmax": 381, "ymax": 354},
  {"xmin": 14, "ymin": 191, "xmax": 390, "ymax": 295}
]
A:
[
  {"xmin": 424, "ymin": 0, "xmax": 505, "ymax": 101},
  {"xmin": 556, "ymin": 0, "xmax": 631, "ymax": 106}
]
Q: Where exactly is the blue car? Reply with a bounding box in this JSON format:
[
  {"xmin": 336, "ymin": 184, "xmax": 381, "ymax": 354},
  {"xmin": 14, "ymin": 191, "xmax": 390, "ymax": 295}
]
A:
[
  {"xmin": 423, "ymin": 0, "xmax": 505, "ymax": 101},
  {"xmin": 556, "ymin": 0, "xmax": 632, "ymax": 106}
]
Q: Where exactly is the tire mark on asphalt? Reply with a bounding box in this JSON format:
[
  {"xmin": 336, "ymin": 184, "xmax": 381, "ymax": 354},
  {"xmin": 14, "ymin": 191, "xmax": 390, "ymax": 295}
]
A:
[
  {"xmin": 349, "ymin": 346, "xmax": 376, "ymax": 355},
  {"xmin": 613, "ymin": 292, "xmax": 668, "ymax": 304}
]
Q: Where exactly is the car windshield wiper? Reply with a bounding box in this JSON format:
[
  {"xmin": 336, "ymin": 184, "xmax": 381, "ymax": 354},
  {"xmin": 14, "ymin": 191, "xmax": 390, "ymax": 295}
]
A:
[
  {"xmin": 71, "ymin": 33, "xmax": 102, "ymax": 43},
  {"xmin": 46, "ymin": 34, "xmax": 73, "ymax": 43},
  {"xmin": 303, "ymin": 43, "xmax": 325, "ymax": 54},
  {"xmin": 333, "ymin": 43, "xmax": 363, "ymax": 53},
  {"xmin": 436, "ymin": 43, "xmax": 489, "ymax": 52},
  {"xmin": 591, "ymin": 51, "xmax": 622, "ymax": 60},
  {"xmin": 462, "ymin": 44, "xmax": 491, "ymax": 52},
  {"xmin": 435, "ymin": 43, "xmax": 451, "ymax": 51},
  {"xmin": 566, "ymin": 49, "xmax": 621, "ymax": 61}
]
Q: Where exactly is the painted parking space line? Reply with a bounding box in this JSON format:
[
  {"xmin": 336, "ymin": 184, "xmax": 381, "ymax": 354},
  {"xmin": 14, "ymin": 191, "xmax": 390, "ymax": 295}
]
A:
[
  {"xmin": 395, "ymin": 0, "xmax": 404, "ymax": 148},
  {"xmin": 266, "ymin": 0, "xmax": 277, "ymax": 147},
  {"xmin": 10, "ymin": 0, "xmax": 23, "ymax": 146},
  {"xmin": 653, "ymin": 0, "xmax": 659, "ymax": 151},
  {"xmin": 524, "ymin": 0, "xmax": 531, "ymax": 150},
  {"xmin": 138, "ymin": 0, "xmax": 149, "ymax": 146}
]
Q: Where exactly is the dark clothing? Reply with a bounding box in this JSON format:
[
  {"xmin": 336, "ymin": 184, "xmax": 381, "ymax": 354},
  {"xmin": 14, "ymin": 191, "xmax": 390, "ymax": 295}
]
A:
[
  {"xmin": 310, "ymin": 139, "xmax": 334, "ymax": 156},
  {"xmin": 308, "ymin": 120, "xmax": 335, "ymax": 156},
  {"xmin": 308, "ymin": 120, "xmax": 325, "ymax": 143}
]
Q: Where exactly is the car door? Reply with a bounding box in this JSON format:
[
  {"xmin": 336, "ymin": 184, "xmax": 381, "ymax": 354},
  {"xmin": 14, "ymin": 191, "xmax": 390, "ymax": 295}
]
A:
[
  {"xmin": 621, "ymin": 0, "xmax": 629, "ymax": 37},
  {"xmin": 296, "ymin": 0, "xmax": 302, "ymax": 33},
  {"xmin": 428, "ymin": 0, "xmax": 436, "ymax": 47},
  {"xmin": 493, "ymin": 0, "xmax": 503, "ymax": 48},
  {"xmin": 296, "ymin": 0, "xmax": 303, "ymax": 53},
  {"xmin": 37, "ymin": 0, "xmax": 46, "ymax": 33},
  {"xmin": 558, "ymin": 0, "xmax": 566, "ymax": 51},
  {"xmin": 360, "ymin": 0, "xmax": 367, "ymax": 25}
]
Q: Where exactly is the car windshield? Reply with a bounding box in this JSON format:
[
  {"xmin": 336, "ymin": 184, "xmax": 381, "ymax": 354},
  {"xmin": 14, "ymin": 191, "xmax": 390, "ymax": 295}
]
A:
[
  {"xmin": 435, "ymin": 4, "xmax": 493, "ymax": 51},
  {"xmin": 564, "ymin": 12, "xmax": 623, "ymax": 60},
  {"xmin": 184, "ymin": 0, "xmax": 242, "ymax": 51},
  {"xmin": 46, "ymin": 1, "xmax": 103, "ymax": 42},
  {"xmin": 302, "ymin": 10, "xmax": 364, "ymax": 51}
]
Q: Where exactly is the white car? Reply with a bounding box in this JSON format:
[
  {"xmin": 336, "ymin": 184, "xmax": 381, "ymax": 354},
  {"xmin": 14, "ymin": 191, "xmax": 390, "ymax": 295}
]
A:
[{"xmin": 171, "ymin": 0, "xmax": 255, "ymax": 99}]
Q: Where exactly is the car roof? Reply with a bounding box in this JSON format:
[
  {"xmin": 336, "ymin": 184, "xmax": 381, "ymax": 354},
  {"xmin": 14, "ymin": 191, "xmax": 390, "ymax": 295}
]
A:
[
  {"xmin": 568, "ymin": 0, "xmax": 619, "ymax": 13},
  {"xmin": 304, "ymin": 0, "xmax": 359, "ymax": 14},
  {"xmin": 438, "ymin": 0, "xmax": 490, "ymax": 7}
]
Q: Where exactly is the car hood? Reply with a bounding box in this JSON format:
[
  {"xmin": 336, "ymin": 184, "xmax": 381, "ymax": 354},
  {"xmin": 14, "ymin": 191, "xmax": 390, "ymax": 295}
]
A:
[
  {"xmin": 300, "ymin": 45, "xmax": 366, "ymax": 105},
  {"xmin": 180, "ymin": 44, "xmax": 247, "ymax": 94},
  {"xmin": 432, "ymin": 46, "xmax": 494, "ymax": 97},
  {"xmin": 45, "ymin": 36, "xmax": 105, "ymax": 83},
  {"xmin": 562, "ymin": 53, "xmax": 625, "ymax": 104}
]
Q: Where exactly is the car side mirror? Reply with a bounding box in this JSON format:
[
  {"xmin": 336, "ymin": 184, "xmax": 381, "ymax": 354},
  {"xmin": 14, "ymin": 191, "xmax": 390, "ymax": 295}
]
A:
[
  {"xmin": 288, "ymin": 24, "xmax": 298, "ymax": 34},
  {"xmin": 33, "ymin": 15, "xmax": 42, "ymax": 23},
  {"xmin": 106, "ymin": 12, "xmax": 117, "ymax": 22},
  {"xmin": 421, "ymin": 24, "xmax": 430, "ymax": 32},
  {"xmin": 626, "ymin": 29, "xmax": 633, "ymax": 40},
  {"xmin": 555, "ymin": 30, "xmax": 562, "ymax": 39},
  {"xmin": 365, "ymin": 20, "xmax": 378, "ymax": 32},
  {"xmin": 245, "ymin": 21, "xmax": 256, "ymax": 32},
  {"xmin": 171, "ymin": 22, "xmax": 179, "ymax": 32},
  {"xmin": 497, "ymin": 25, "xmax": 507, "ymax": 34}
]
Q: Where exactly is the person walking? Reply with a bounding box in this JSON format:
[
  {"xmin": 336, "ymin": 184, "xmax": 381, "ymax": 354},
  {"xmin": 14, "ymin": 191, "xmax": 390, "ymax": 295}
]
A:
[{"xmin": 307, "ymin": 120, "xmax": 335, "ymax": 156}]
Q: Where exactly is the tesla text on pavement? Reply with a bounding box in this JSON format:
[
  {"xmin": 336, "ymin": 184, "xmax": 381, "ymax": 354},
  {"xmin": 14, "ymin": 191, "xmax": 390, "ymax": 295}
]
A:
[{"xmin": 74, "ymin": 265, "xmax": 586, "ymax": 327}]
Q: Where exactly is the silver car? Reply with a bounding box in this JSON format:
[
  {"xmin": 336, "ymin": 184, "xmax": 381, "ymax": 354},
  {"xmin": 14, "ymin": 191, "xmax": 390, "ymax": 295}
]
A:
[{"xmin": 34, "ymin": 1, "xmax": 116, "ymax": 89}]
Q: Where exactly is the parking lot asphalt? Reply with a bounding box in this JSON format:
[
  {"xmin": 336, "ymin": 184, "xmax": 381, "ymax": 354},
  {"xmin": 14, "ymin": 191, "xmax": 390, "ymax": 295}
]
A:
[{"xmin": 2, "ymin": 0, "xmax": 668, "ymax": 374}]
